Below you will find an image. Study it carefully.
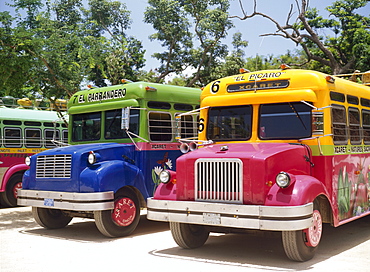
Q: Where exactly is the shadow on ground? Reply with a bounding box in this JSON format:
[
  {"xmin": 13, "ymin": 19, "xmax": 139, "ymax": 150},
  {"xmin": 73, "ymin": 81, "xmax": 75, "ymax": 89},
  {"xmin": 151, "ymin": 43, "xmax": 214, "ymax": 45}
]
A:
[
  {"xmin": 1, "ymin": 207, "xmax": 169, "ymax": 242},
  {"xmin": 150, "ymin": 215, "xmax": 370, "ymax": 270}
]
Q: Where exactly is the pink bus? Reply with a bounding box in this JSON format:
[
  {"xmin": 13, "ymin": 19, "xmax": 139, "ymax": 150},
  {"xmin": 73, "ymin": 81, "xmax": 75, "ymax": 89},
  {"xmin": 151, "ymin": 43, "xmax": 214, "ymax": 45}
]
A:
[
  {"xmin": 0, "ymin": 101, "xmax": 67, "ymax": 207},
  {"xmin": 147, "ymin": 68, "xmax": 370, "ymax": 261}
]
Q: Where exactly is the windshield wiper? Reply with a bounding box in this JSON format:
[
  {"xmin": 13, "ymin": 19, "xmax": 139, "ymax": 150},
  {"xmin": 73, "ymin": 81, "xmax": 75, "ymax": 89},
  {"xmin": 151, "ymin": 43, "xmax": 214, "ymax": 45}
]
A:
[{"xmin": 289, "ymin": 102, "xmax": 307, "ymax": 130}]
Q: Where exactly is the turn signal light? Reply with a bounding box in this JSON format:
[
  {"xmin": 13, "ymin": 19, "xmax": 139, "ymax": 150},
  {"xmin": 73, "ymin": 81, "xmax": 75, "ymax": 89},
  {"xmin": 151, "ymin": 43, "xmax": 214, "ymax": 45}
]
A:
[
  {"xmin": 280, "ymin": 64, "xmax": 291, "ymax": 70},
  {"xmin": 239, "ymin": 68, "xmax": 250, "ymax": 74},
  {"xmin": 326, "ymin": 75, "xmax": 335, "ymax": 83}
]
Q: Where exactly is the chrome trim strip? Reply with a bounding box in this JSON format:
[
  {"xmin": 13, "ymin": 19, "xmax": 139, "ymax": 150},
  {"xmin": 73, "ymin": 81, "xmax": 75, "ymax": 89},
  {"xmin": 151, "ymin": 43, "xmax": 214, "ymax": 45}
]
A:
[
  {"xmin": 147, "ymin": 198, "xmax": 313, "ymax": 231},
  {"xmin": 17, "ymin": 189, "xmax": 114, "ymax": 211}
]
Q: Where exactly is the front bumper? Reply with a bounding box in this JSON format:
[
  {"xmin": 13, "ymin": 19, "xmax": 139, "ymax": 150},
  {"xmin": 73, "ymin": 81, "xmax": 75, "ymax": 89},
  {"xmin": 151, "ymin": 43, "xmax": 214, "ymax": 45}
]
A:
[
  {"xmin": 147, "ymin": 198, "xmax": 313, "ymax": 231},
  {"xmin": 17, "ymin": 189, "xmax": 114, "ymax": 211}
]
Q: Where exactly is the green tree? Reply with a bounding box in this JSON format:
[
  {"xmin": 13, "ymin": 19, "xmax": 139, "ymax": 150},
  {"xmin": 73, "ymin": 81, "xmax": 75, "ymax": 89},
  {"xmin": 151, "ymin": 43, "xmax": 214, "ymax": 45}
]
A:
[
  {"xmin": 210, "ymin": 31, "xmax": 248, "ymax": 79},
  {"xmin": 86, "ymin": 0, "xmax": 146, "ymax": 85},
  {"xmin": 145, "ymin": 0, "xmax": 234, "ymax": 87},
  {"xmin": 0, "ymin": 10, "xmax": 37, "ymax": 97},
  {"xmin": 144, "ymin": 0, "xmax": 193, "ymax": 83},
  {"xmin": 232, "ymin": 0, "xmax": 370, "ymax": 74},
  {"xmin": 0, "ymin": 0, "xmax": 145, "ymax": 105},
  {"xmin": 184, "ymin": 0, "xmax": 233, "ymax": 86}
]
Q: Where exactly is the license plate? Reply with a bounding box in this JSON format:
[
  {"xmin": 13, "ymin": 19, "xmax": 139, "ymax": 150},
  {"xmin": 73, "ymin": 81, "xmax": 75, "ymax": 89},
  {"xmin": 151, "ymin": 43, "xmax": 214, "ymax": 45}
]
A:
[
  {"xmin": 44, "ymin": 198, "xmax": 54, "ymax": 207},
  {"xmin": 203, "ymin": 212, "xmax": 221, "ymax": 225}
]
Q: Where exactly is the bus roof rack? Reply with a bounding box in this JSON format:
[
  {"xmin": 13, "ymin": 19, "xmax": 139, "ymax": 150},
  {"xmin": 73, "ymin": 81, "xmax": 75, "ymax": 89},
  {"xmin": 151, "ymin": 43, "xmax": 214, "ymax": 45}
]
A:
[{"xmin": 335, "ymin": 70, "xmax": 370, "ymax": 86}]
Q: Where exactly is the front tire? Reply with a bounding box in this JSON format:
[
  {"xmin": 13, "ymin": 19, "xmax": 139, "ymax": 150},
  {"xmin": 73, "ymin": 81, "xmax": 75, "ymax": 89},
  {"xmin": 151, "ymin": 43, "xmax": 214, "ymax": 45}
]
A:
[
  {"xmin": 32, "ymin": 207, "xmax": 73, "ymax": 229},
  {"xmin": 94, "ymin": 189, "xmax": 140, "ymax": 237},
  {"xmin": 282, "ymin": 205, "xmax": 323, "ymax": 261},
  {"xmin": 2, "ymin": 173, "xmax": 23, "ymax": 207},
  {"xmin": 170, "ymin": 222, "xmax": 209, "ymax": 249}
]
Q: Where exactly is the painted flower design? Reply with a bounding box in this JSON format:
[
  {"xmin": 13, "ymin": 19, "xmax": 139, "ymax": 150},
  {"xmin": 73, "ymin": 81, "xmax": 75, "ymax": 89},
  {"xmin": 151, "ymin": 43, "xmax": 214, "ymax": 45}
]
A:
[
  {"xmin": 165, "ymin": 159, "xmax": 173, "ymax": 169},
  {"xmin": 154, "ymin": 166, "xmax": 163, "ymax": 176},
  {"xmin": 152, "ymin": 153, "xmax": 173, "ymax": 195}
]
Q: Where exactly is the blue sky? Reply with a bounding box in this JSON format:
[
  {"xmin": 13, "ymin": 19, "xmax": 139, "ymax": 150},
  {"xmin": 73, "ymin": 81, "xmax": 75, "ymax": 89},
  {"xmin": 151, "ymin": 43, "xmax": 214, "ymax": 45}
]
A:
[
  {"xmin": 1, "ymin": 0, "xmax": 367, "ymax": 70},
  {"xmin": 124, "ymin": 0, "xmax": 335, "ymax": 69}
]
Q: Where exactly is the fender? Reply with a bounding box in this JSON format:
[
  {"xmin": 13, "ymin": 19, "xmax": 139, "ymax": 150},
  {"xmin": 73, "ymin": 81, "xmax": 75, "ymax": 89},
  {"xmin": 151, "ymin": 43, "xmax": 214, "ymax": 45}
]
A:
[
  {"xmin": 0, "ymin": 164, "xmax": 29, "ymax": 191},
  {"xmin": 80, "ymin": 160, "xmax": 147, "ymax": 197},
  {"xmin": 265, "ymin": 175, "xmax": 330, "ymax": 206},
  {"xmin": 153, "ymin": 181, "xmax": 177, "ymax": 201}
]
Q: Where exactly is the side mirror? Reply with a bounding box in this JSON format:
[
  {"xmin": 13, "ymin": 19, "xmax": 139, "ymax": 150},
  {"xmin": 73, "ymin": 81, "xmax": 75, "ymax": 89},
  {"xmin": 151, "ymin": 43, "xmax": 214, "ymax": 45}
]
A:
[{"xmin": 121, "ymin": 107, "xmax": 130, "ymax": 130}]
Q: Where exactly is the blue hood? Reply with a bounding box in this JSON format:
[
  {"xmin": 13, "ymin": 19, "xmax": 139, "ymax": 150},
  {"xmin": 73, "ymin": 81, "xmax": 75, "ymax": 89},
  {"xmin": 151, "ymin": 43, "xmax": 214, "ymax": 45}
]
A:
[{"xmin": 23, "ymin": 142, "xmax": 137, "ymax": 192}]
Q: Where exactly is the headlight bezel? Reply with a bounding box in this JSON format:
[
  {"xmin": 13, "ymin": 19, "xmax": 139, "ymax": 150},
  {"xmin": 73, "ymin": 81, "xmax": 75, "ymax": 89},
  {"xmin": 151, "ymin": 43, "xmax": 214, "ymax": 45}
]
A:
[
  {"xmin": 87, "ymin": 151, "xmax": 97, "ymax": 165},
  {"xmin": 276, "ymin": 171, "xmax": 292, "ymax": 188},
  {"xmin": 25, "ymin": 156, "xmax": 31, "ymax": 166},
  {"xmin": 159, "ymin": 170, "xmax": 171, "ymax": 184}
]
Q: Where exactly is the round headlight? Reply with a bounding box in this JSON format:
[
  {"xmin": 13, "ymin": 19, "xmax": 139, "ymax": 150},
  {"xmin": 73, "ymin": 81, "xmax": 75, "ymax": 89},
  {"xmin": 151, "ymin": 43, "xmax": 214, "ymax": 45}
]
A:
[
  {"xmin": 276, "ymin": 172, "xmax": 291, "ymax": 188},
  {"xmin": 88, "ymin": 151, "xmax": 97, "ymax": 164},
  {"xmin": 25, "ymin": 156, "xmax": 31, "ymax": 166},
  {"xmin": 159, "ymin": 170, "xmax": 171, "ymax": 184}
]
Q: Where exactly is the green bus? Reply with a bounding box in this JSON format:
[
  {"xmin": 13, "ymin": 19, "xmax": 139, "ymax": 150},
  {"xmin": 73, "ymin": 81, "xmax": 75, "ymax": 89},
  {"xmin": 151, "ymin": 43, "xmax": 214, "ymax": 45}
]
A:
[
  {"xmin": 19, "ymin": 81, "xmax": 200, "ymax": 237},
  {"xmin": 0, "ymin": 100, "xmax": 67, "ymax": 207}
]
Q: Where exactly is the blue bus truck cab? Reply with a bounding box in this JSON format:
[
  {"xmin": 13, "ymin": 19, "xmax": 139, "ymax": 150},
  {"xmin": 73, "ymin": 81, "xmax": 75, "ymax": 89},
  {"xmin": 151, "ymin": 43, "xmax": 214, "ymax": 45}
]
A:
[
  {"xmin": 18, "ymin": 82, "xmax": 200, "ymax": 237},
  {"xmin": 20, "ymin": 141, "xmax": 178, "ymax": 237}
]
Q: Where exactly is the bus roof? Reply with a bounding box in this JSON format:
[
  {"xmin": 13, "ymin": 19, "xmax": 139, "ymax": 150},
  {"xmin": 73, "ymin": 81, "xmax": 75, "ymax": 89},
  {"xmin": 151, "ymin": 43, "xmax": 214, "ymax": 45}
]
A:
[
  {"xmin": 68, "ymin": 81, "xmax": 201, "ymax": 114},
  {"xmin": 202, "ymin": 68, "xmax": 370, "ymax": 106},
  {"xmin": 0, "ymin": 107, "xmax": 64, "ymax": 122}
]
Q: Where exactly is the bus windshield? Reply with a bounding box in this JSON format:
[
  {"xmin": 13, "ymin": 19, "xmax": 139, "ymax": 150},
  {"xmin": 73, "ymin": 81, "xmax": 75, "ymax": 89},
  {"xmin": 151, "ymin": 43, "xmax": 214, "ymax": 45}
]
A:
[
  {"xmin": 206, "ymin": 102, "xmax": 312, "ymax": 142},
  {"xmin": 207, "ymin": 105, "xmax": 252, "ymax": 141},
  {"xmin": 72, "ymin": 109, "xmax": 140, "ymax": 142},
  {"xmin": 259, "ymin": 102, "xmax": 312, "ymax": 139}
]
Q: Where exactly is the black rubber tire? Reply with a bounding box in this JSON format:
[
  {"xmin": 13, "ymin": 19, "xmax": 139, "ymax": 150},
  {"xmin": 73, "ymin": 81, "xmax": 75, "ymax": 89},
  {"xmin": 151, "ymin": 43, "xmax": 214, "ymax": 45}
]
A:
[
  {"xmin": 0, "ymin": 193, "xmax": 9, "ymax": 207},
  {"xmin": 170, "ymin": 222, "xmax": 209, "ymax": 249},
  {"xmin": 282, "ymin": 202, "xmax": 322, "ymax": 262},
  {"xmin": 94, "ymin": 189, "xmax": 140, "ymax": 238},
  {"xmin": 32, "ymin": 207, "xmax": 73, "ymax": 229},
  {"xmin": 282, "ymin": 229, "xmax": 318, "ymax": 261},
  {"xmin": 2, "ymin": 173, "xmax": 23, "ymax": 207}
]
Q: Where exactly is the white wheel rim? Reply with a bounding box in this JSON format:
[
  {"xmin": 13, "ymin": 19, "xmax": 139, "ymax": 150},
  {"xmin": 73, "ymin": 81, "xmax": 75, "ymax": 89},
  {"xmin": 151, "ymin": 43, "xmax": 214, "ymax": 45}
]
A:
[{"xmin": 305, "ymin": 209, "xmax": 322, "ymax": 247}]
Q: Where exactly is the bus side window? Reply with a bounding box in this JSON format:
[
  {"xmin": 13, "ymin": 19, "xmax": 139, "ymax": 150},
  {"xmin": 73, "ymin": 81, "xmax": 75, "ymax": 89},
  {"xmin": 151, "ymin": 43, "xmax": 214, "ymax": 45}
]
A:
[
  {"xmin": 62, "ymin": 130, "xmax": 68, "ymax": 144},
  {"xmin": 105, "ymin": 109, "xmax": 123, "ymax": 139},
  {"xmin": 71, "ymin": 112, "xmax": 101, "ymax": 141},
  {"xmin": 44, "ymin": 129, "xmax": 60, "ymax": 148},
  {"xmin": 25, "ymin": 128, "xmax": 42, "ymax": 148},
  {"xmin": 4, "ymin": 127, "xmax": 22, "ymax": 147},
  {"xmin": 347, "ymin": 95, "xmax": 359, "ymax": 105},
  {"xmin": 148, "ymin": 112, "xmax": 172, "ymax": 142},
  {"xmin": 105, "ymin": 109, "xmax": 140, "ymax": 139},
  {"xmin": 331, "ymin": 104, "xmax": 348, "ymax": 145},
  {"xmin": 362, "ymin": 110, "xmax": 370, "ymax": 145},
  {"xmin": 175, "ymin": 113, "xmax": 197, "ymax": 139},
  {"xmin": 174, "ymin": 103, "xmax": 193, "ymax": 111},
  {"xmin": 348, "ymin": 107, "xmax": 361, "ymax": 145}
]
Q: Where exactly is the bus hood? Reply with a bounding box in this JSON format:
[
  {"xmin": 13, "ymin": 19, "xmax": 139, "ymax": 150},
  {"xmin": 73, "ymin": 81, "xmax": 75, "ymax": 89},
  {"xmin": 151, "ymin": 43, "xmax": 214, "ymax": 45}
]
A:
[
  {"xmin": 31, "ymin": 142, "xmax": 130, "ymax": 156},
  {"xmin": 23, "ymin": 142, "xmax": 136, "ymax": 192},
  {"xmin": 179, "ymin": 142, "xmax": 310, "ymax": 161},
  {"xmin": 175, "ymin": 142, "xmax": 312, "ymax": 204}
]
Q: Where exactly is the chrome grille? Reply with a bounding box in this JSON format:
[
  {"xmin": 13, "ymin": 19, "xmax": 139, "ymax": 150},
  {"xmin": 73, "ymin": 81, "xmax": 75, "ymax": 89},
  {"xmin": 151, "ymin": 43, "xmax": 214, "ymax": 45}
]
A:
[
  {"xmin": 195, "ymin": 158, "xmax": 243, "ymax": 203},
  {"xmin": 36, "ymin": 155, "xmax": 72, "ymax": 178}
]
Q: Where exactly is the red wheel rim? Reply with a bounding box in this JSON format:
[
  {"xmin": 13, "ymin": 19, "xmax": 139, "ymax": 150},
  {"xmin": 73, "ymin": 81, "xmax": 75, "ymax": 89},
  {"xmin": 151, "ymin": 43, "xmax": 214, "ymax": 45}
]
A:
[
  {"xmin": 112, "ymin": 197, "xmax": 136, "ymax": 227},
  {"xmin": 12, "ymin": 182, "xmax": 22, "ymax": 199},
  {"xmin": 304, "ymin": 209, "xmax": 322, "ymax": 247}
]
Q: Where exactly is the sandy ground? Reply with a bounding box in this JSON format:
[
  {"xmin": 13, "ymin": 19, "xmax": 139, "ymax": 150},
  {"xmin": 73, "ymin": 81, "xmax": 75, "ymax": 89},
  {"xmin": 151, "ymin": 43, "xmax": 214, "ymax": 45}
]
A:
[{"xmin": 1, "ymin": 206, "xmax": 369, "ymax": 272}]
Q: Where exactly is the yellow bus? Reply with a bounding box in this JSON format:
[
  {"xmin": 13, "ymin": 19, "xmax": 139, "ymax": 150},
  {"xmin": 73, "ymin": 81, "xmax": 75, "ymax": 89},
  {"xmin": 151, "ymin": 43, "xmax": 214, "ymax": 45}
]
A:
[{"xmin": 147, "ymin": 66, "xmax": 370, "ymax": 261}]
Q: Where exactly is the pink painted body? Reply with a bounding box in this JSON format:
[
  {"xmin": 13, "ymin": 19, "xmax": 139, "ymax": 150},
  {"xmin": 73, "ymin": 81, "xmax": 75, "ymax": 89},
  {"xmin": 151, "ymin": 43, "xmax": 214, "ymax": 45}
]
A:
[
  {"xmin": 154, "ymin": 142, "xmax": 370, "ymax": 227},
  {"xmin": 0, "ymin": 154, "xmax": 30, "ymax": 192}
]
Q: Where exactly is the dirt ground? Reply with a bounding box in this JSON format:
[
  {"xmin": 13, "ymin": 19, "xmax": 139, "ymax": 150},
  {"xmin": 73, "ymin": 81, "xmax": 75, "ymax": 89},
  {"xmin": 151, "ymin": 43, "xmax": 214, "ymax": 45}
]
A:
[{"xmin": 1, "ymin": 206, "xmax": 370, "ymax": 272}]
